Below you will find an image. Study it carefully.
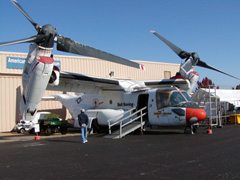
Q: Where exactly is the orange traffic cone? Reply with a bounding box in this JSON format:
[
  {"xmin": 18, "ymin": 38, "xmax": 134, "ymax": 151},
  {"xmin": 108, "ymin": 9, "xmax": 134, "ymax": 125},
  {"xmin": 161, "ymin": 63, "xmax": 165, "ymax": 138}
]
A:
[
  {"xmin": 207, "ymin": 125, "xmax": 212, "ymax": 134},
  {"xmin": 35, "ymin": 132, "xmax": 40, "ymax": 140}
]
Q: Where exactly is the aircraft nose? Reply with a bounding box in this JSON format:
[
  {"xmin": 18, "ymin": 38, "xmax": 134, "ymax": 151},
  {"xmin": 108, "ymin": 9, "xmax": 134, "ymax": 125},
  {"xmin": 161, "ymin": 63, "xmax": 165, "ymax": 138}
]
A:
[{"xmin": 186, "ymin": 108, "xmax": 207, "ymax": 124}]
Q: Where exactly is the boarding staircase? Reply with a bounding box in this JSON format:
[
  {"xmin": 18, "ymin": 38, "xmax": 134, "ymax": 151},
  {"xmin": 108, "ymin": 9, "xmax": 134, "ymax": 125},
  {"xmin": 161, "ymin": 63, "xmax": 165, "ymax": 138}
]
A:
[
  {"xmin": 104, "ymin": 106, "xmax": 147, "ymax": 139},
  {"xmin": 207, "ymin": 85, "xmax": 223, "ymax": 127}
]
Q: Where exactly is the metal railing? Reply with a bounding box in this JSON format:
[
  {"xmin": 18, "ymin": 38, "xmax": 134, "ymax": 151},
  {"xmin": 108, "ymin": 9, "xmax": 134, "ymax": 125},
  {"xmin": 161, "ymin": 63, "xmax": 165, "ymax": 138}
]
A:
[{"xmin": 107, "ymin": 106, "xmax": 147, "ymax": 138}]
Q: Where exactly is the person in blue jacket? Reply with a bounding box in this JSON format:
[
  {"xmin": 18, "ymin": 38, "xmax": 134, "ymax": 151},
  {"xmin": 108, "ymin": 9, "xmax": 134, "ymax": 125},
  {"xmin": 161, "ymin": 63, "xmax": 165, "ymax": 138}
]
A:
[{"xmin": 78, "ymin": 109, "xmax": 89, "ymax": 143}]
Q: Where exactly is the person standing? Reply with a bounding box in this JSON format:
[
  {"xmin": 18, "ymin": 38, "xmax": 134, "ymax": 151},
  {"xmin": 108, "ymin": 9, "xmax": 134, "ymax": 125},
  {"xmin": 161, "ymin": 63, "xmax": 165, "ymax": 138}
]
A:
[{"xmin": 78, "ymin": 109, "xmax": 89, "ymax": 143}]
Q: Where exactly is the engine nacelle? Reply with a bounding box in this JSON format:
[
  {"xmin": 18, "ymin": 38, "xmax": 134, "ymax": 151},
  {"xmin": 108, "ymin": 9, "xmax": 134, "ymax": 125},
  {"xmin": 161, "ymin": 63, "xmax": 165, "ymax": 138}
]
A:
[
  {"xmin": 73, "ymin": 109, "xmax": 125, "ymax": 128},
  {"xmin": 20, "ymin": 55, "xmax": 54, "ymax": 121},
  {"xmin": 88, "ymin": 109, "xmax": 125, "ymax": 126},
  {"xmin": 187, "ymin": 71, "xmax": 199, "ymax": 92},
  {"xmin": 49, "ymin": 66, "xmax": 60, "ymax": 86}
]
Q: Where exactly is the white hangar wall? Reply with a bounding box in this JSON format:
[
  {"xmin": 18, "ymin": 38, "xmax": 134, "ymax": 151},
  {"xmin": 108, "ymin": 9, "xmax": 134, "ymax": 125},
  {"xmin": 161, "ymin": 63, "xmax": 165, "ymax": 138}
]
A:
[{"xmin": 0, "ymin": 51, "xmax": 180, "ymax": 132}]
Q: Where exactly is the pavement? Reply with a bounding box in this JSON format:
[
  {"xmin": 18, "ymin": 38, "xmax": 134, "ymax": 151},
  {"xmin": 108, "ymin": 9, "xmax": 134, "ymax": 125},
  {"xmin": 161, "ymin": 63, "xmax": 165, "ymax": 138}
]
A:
[
  {"xmin": 0, "ymin": 128, "xmax": 81, "ymax": 143},
  {"xmin": 0, "ymin": 125, "xmax": 240, "ymax": 180}
]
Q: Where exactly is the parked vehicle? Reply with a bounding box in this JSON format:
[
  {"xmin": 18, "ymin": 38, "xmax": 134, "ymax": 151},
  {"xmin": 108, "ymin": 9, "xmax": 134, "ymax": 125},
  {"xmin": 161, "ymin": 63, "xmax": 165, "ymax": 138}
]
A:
[
  {"xmin": 16, "ymin": 112, "xmax": 68, "ymax": 135},
  {"xmin": 225, "ymin": 106, "xmax": 240, "ymax": 116},
  {"xmin": 39, "ymin": 118, "xmax": 68, "ymax": 136}
]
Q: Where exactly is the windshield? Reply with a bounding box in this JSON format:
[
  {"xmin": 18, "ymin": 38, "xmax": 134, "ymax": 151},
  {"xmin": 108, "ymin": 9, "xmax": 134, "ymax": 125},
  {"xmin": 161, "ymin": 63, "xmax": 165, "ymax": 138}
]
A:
[
  {"xmin": 170, "ymin": 91, "xmax": 187, "ymax": 106},
  {"xmin": 156, "ymin": 89, "xmax": 193, "ymax": 109},
  {"xmin": 182, "ymin": 91, "xmax": 192, "ymax": 101}
]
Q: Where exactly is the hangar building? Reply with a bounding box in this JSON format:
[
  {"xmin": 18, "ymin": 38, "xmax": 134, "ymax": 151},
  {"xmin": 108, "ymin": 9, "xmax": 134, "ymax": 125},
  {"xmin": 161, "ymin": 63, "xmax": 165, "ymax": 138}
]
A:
[{"xmin": 0, "ymin": 51, "xmax": 180, "ymax": 132}]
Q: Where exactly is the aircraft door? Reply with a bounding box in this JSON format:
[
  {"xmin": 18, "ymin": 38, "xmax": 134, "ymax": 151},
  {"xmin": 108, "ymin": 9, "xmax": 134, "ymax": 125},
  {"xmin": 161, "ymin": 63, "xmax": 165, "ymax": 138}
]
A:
[{"xmin": 137, "ymin": 94, "xmax": 149, "ymax": 121}]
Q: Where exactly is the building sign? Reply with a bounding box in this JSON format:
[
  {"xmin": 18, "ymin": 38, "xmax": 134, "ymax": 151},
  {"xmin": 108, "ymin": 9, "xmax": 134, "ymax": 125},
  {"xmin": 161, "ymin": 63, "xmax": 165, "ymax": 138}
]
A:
[
  {"xmin": 6, "ymin": 56, "xmax": 61, "ymax": 69},
  {"xmin": 7, "ymin": 57, "xmax": 25, "ymax": 69}
]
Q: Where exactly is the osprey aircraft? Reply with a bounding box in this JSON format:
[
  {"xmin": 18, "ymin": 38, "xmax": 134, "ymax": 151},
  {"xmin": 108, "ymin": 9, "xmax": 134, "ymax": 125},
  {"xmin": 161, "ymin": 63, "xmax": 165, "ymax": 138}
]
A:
[{"xmin": 1, "ymin": 0, "xmax": 239, "ymax": 135}]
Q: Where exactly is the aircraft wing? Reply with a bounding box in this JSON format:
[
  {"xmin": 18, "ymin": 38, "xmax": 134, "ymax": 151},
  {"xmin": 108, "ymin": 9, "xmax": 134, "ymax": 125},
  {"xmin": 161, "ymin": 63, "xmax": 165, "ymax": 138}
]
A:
[
  {"xmin": 47, "ymin": 71, "xmax": 121, "ymax": 94},
  {"xmin": 143, "ymin": 78, "xmax": 189, "ymax": 90},
  {"xmin": 47, "ymin": 72, "xmax": 190, "ymax": 94}
]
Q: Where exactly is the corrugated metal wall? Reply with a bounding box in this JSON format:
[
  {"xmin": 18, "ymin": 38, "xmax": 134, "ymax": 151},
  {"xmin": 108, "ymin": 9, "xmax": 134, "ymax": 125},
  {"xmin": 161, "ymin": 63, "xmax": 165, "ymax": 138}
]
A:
[
  {"xmin": 0, "ymin": 51, "xmax": 180, "ymax": 132},
  {"xmin": 0, "ymin": 76, "xmax": 21, "ymax": 131},
  {"xmin": 54, "ymin": 54, "xmax": 179, "ymax": 80},
  {"xmin": 0, "ymin": 75, "xmax": 70, "ymax": 132}
]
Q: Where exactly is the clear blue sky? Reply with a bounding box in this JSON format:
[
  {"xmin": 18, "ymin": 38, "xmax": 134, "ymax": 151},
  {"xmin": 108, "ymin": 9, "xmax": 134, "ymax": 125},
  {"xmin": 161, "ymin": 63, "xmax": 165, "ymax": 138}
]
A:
[{"xmin": 1, "ymin": 0, "xmax": 240, "ymax": 89}]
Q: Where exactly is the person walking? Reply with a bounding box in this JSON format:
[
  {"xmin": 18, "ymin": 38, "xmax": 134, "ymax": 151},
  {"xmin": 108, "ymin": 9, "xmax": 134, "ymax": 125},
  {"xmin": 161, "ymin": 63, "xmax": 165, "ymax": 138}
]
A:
[{"xmin": 78, "ymin": 109, "xmax": 89, "ymax": 143}]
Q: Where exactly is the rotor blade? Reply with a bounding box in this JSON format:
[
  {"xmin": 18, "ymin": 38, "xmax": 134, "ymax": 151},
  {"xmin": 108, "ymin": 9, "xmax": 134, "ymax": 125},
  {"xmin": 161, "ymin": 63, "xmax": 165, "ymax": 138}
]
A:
[
  {"xmin": 11, "ymin": 0, "xmax": 41, "ymax": 32},
  {"xmin": 151, "ymin": 30, "xmax": 190, "ymax": 59},
  {"xmin": 197, "ymin": 60, "xmax": 240, "ymax": 80},
  {"xmin": 56, "ymin": 36, "xmax": 145, "ymax": 70},
  {"xmin": 0, "ymin": 35, "xmax": 45, "ymax": 46}
]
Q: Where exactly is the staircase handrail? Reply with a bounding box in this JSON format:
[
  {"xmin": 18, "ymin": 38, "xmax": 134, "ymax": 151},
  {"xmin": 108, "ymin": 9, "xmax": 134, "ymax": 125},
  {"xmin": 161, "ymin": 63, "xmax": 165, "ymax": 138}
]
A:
[
  {"xmin": 108, "ymin": 106, "xmax": 147, "ymax": 135},
  {"xmin": 107, "ymin": 107, "xmax": 135, "ymax": 127}
]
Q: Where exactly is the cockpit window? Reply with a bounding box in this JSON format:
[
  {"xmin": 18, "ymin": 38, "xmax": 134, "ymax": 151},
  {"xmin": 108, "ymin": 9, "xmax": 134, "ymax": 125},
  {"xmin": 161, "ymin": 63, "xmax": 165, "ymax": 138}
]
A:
[
  {"xmin": 156, "ymin": 92, "xmax": 169, "ymax": 109},
  {"xmin": 156, "ymin": 89, "xmax": 191, "ymax": 109},
  {"xmin": 170, "ymin": 92, "xmax": 187, "ymax": 106},
  {"xmin": 182, "ymin": 91, "xmax": 192, "ymax": 101}
]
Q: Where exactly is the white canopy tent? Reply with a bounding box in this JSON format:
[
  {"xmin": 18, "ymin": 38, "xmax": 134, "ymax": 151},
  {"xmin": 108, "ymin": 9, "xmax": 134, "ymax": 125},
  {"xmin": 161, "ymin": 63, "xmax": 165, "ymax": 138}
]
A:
[
  {"xmin": 192, "ymin": 88, "xmax": 240, "ymax": 119},
  {"xmin": 192, "ymin": 89, "xmax": 240, "ymax": 107}
]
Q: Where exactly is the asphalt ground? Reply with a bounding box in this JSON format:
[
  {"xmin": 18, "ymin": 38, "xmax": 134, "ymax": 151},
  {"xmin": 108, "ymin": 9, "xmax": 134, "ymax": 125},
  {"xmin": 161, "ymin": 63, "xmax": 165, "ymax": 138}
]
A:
[{"xmin": 0, "ymin": 125, "xmax": 240, "ymax": 180}]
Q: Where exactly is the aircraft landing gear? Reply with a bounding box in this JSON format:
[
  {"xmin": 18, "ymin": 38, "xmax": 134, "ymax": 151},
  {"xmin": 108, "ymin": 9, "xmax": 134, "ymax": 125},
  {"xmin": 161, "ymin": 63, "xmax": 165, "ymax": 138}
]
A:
[
  {"xmin": 184, "ymin": 125, "xmax": 198, "ymax": 134},
  {"xmin": 91, "ymin": 119, "xmax": 103, "ymax": 133},
  {"xmin": 193, "ymin": 125, "xmax": 198, "ymax": 134}
]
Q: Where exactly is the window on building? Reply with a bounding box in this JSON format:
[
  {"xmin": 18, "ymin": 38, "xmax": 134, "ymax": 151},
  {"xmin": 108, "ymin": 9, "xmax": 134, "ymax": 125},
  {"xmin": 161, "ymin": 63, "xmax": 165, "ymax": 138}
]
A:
[{"xmin": 164, "ymin": 71, "xmax": 171, "ymax": 79}]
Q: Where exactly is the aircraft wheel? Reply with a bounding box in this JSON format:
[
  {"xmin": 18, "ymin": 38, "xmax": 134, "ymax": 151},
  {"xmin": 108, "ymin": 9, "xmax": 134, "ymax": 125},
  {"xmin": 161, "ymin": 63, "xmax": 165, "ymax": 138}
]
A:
[
  {"xmin": 193, "ymin": 126, "xmax": 198, "ymax": 134},
  {"xmin": 88, "ymin": 127, "xmax": 93, "ymax": 134},
  {"xmin": 184, "ymin": 126, "xmax": 193, "ymax": 134},
  {"xmin": 60, "ymin": 127, "xmax": 67, "ymax": 135},
  {"xmin": 92, "ymin": 119, "xmax": 101, "ymax": 133}
]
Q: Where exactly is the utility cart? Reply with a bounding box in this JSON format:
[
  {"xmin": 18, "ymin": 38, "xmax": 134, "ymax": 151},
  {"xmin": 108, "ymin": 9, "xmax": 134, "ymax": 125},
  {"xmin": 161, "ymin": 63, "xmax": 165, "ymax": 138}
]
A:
[
  {"xmin": 39, "ymin": 118, "xmax": 68, "ymax": 136},
  {"xmin": 16, "ymin": 112, "xmax": 69, "ymax": 135}
]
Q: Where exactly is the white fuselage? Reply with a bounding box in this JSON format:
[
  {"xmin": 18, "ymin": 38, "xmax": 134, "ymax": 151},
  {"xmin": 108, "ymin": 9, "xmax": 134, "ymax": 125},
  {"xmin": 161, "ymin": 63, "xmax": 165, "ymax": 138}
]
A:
[{"xmin": 53, "ymin": 87, "xmax": 206, "ymax": 128}]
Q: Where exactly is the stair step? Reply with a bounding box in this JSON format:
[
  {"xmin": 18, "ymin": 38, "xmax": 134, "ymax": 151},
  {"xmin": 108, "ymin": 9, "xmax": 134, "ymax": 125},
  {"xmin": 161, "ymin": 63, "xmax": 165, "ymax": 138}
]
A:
[{"xmin": 104, "ymin": 121, "xmax": 145, "ymax": 139}]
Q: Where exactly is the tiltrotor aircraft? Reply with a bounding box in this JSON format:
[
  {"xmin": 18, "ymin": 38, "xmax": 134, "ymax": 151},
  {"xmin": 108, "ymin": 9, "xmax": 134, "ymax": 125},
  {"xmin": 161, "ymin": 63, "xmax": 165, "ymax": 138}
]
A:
[{"xmin": 1, "ymin": 0, "xmax": 239, "ymax": 135}]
